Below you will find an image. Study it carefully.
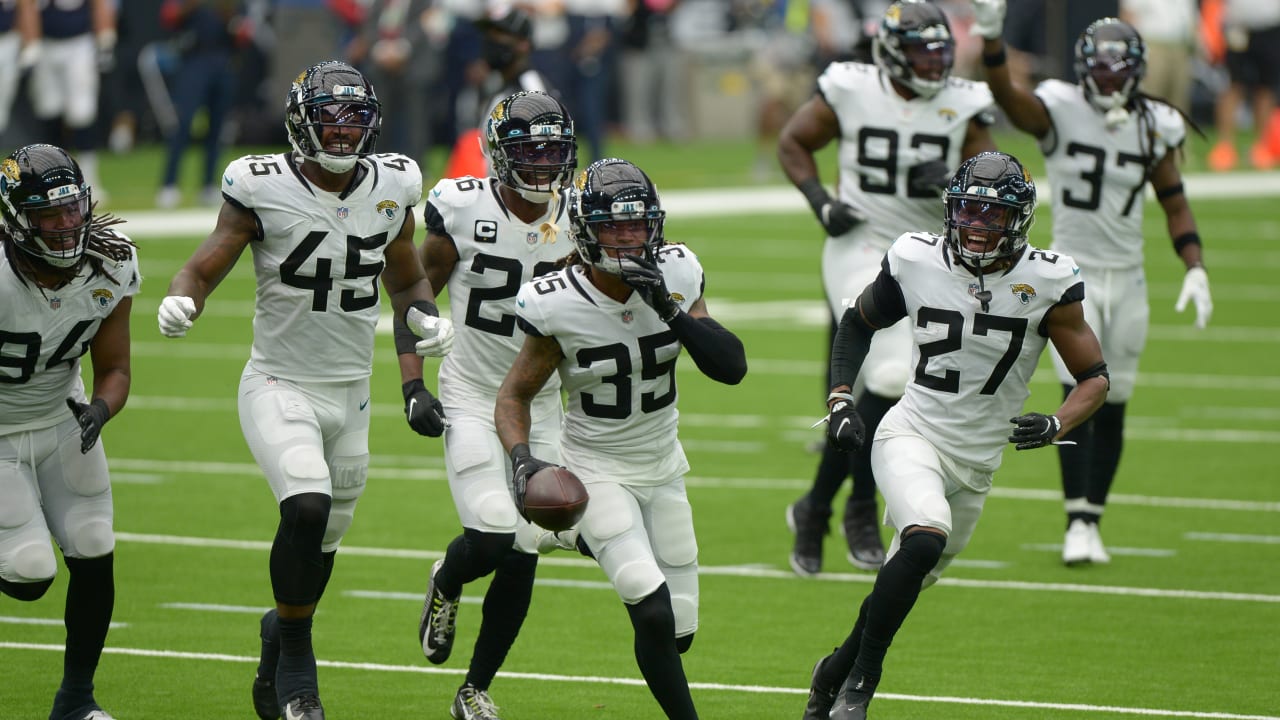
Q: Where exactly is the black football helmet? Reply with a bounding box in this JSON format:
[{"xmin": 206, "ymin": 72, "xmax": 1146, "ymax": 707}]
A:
[
  {"xmin": 1074, "ymin": 18, "xmax": 1146, "ymax": 113},
  {"xmin": 944, "ymin": 152, "xmax": 1037, "ymax": 269},
  {"xmin": 874, "ymin": 1, "xmax": 955, "ymax": 99},
  {"xmin": 569, "ymin": 158, "xmax": 665, "ymax": 275},
  {"xmin": 485, "ymin": 91, "xmax": 577, "ymax": 202},
  {"xmin": 285, "ymin": 60, "xmax": 381, "ymax": 173},
  {"xmin": 0, "ymin": 144, "xmax": 92, "ymax": 269}
]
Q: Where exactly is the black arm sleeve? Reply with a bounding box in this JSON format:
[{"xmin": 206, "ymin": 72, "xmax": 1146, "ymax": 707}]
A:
[
  {"xmin": 831, "ymin": 266, "xmax": 907, "ymax": 390},
  {"xmin": 668, "ymin": 312, "xmax": 747, "ymax": 385}
]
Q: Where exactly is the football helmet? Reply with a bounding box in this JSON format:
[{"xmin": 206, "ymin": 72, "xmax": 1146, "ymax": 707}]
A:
[
  {"xmin": 569, "ymin": 158, "xmax": 665, "ymax": 275},
  {"xmin": 0, "ymin": 144, "xmax": 92, "ymax": 269},
  {"xmin": 874, "ymin": 1, "xmax": 955, "ymax": 99},
  {"xmin": 1074, "ymin": 18, "xmax": 1146, "ymax": 113},
  {"xmin": 285, "ymin": 60, "xmax": 381, "ymax": 174},
  {"xmin": 944, "ymin": 151, "xmax": 1036, "ymax": 269},
  {"xmin": 485, "ymin": 91, "xmax": 577, "ymax": 202}
]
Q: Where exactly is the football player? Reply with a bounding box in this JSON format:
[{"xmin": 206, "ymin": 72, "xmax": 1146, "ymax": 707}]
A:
[
  {"xmin": 494, "ymin": 158, "xmax": 747, "ymax": 720},
  {"xmin": 805, "ymin": 152, "xmax": 1108, "ymax": 719},
  {"xmin": 777, "ymin": 0, "xmax": 998, "ymax": 577},
  {"xmin": 972, "ymin": 2, "xmax": 1212, "ymax": 564},
  {"xmin": 0, "ymin": 143, "xmax": 139, "ymax": 720},
  {"xmin": 29, "ymin": 0, "xmax": 116, "ymax": 201},
  {"xmin": 156, "ymin": 61, "xmax": 453, "ymax": 720},
  {"xmin": 415, "ymin": 90, "xmax": 578, "ymax": 720},
  {"xmin": 0, "ymin": 0, "xmax": 38, "ymax": 136}
]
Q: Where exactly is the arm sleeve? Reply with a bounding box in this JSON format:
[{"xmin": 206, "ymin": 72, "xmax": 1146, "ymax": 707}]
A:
[{"xmin": 668, "ymin": 312, "xmax": 747, "ymax": 385}]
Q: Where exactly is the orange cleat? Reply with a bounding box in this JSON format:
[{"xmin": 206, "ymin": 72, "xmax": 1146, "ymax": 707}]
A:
[
  {"xmin": 1208, "ymin": 141, "xmax": 1238, "ymax": 172},
  {"xmin": 1266, "ymin": 111, "xmax": 1280, "ymax": 157},
  {"xmin": 1250, "ymin": 142, "xmax": 1276, "ymax": 170}
]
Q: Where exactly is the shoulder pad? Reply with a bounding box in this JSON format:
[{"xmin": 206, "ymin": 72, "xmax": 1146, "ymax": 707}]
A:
[
  {"xmin": 1146, "ymin": 100, "xmax": 1188, "ymax": 150},
  {"xmin": 1023, "ymin": 246, "xmax": 1082, "ymax": 281},
  {"xmin": 371, "ymin": 153, "xmax": 422, "ymax": 203},
  {"xmin": 427, "ymin": 175, "xmax": 491, "ymax": 210},
  {"xmin": 222, "ymin": 153, "xmax": 290, "ymax": 209}
]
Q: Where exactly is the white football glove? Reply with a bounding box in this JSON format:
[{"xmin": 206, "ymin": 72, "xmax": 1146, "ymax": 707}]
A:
[
  {"xmin": 1174, "ymin": 266, "xmax": 1212, "ymax": 329},
  {"xmin": 157, "ymin": 296, "xmax": 197, "ymax": 338},
  {"xmin": 970, "ymin": 0, "xmax": 1007, "ymax": 40},
  {"xmin": 407, "ymin": 305, "xmax": 454, "ymax": 357}
]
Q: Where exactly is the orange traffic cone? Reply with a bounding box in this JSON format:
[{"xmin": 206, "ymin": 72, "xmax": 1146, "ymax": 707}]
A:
[{"xmin": 443, "ymin": 129, "xmax": 487, "ymax": 179}]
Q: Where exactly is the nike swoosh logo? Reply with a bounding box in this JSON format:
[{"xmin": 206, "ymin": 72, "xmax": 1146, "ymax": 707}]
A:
[
  {"xmin": 432, "ymin": 189, "xmax": 441, "ymax": 197},
  {"xmin": 359, "ymin": 398, "xmax": 369, "ymax": 410},
  {"xmin": 284, "ymin": 706, "xmax": 304, "ymax": 720},
  {"xmin": 836, "ymin": 418, "xmax": 851, "ymax": 437},
  {"xmin": 223, "ymin": 175, "xmax": 233, "ymax": 186},
  {"xmin": 408, "ymin": 398, "xmax": 417, "ymax": 417}
]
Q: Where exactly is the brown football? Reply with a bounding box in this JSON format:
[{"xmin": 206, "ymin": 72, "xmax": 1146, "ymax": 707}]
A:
[{"xmin": 523, "ymin": 465, "xmax": 589, "ymax": 532}]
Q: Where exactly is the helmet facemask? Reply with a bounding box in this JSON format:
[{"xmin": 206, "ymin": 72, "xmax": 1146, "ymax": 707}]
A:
[
  {"xmin": 1074, "ymin": 20, "xmax": 1146, "ymax": 117},
  {"xmin": 875, "ymin": 2, "xmax": 955, "ymax": 99},
  {"xmin": 286, "ymin": 62, "xmax": 381, "ymax": 174},
  {"xmin": 486, "ymin": 92, "xmax": 578, "ymax": 203},
  {"xmin": 0, "ymin": 146, "xmax": 93, "ymax": 270},
  {"xmin": 569, "ymin": 159, "xmax": 665, "ymax": 276},
  {"xmin": 574, "ymin": 209, "xmax": 666, "ymax": 276},
  {"xmin": 945, "ymin": 195, "xmax": 1030, "ymax": 269}
]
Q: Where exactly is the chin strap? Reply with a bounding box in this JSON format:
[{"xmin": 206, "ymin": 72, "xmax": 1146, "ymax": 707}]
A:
[{"xmin": 974, "ymin": 269, "xmax": 992, "ymax": 312}]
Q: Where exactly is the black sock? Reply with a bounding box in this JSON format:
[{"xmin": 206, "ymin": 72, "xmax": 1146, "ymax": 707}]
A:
[
  {"xmin": 853, "ymin": 531, "xmax": 945, "ymax": 682},
  {"xmin": 275, "ymin": 615, "xmax": 317, "ymax": 704},
  {"xmin": 626, "ymin": 586, "xmax": 698, "ymax": 720},
  {"xmin": 818, "ymin": 595, "xmax": 871, "ymax": 691},
  {"xmin": 53, "ymin": 553, "xmax": 114, "ymax": 715},
  {"xmin": 466, "ymin": 551, "xmax": 537, "ymax": 690},
  {"xmin": 849, "ymin": 393, "xmax": 896, "ymax": 502},
  {"xmin": 808, "ymin": 440, "xmax": 852, "ymax": 508},
  {"xmin": 1087, "ymin": 402, "xmax": 1126, "ymax": 516},
  {"xmin": 257, "ymin": 609, "xmax": 280, "ymax": 682}
]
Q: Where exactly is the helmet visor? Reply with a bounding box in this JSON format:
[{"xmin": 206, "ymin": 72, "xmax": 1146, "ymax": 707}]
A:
[
  {"xmin": 504, "ymin": 137, "xmax": 575, "ymax": 191},
  {"xmin": 949, "ymin": 197, "xmax": 1021, "ymax": 261},
  {"xmin": 904, "ymin": 39, "xmax": 954, "ymax": 81},
  {"xmin": 312, "ymin": 102, "xmax": 379, "ymax": 155},
  {"xmin": 24, "ymin": 188, "xmax": 90, "ymax": 263}
]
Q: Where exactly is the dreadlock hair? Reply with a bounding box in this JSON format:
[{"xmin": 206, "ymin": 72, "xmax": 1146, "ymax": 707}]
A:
[
  {"xmin": 3, "ymin": 205, "xmax": 134, "ymax": 288},
  {"xmin": 1131, "ymin": 91, "xmax": 1206, "ymax": 170}
]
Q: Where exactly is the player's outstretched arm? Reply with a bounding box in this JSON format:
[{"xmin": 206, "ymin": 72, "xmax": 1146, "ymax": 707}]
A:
[
  {"xmin": 160, "ymin": 200, "xmax": 256, "ymax": 336},
  {"xmin": 671, "ymin": 296, "xmax": 747, "ymax": 386},
  {"xmin": 496, "ymin": 333, "xmax": 564, "ymax": 454},
  {"xmin": 977, "ymin": 31, "xmax": 1052, "ymax": 139},
  {"xmin": 1151, "ymin": 153, "xmax": 1212, "ymax": 329}
]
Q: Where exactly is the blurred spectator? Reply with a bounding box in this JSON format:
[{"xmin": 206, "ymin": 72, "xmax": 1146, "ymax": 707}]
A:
[
  {"xmin": 563, "ymin": 0, "xmax": 623, "ymax": 163},
  {"xmin": 1206, "ymin": 0, "xmax": 1280, "ymax": 171},
  {"xmin": 30, "ymin": 0, "xmax": 117, "ymax": 203},
  {"xmin": 618, "ymin": 0, "xmax": 687, "ymax": 144},
  {"xmin": 267, "ymin": 0, "xmax": 348, "ymax": 129},
  {"xmin": 156, "ymin": 0, "xmax": 251, "ymax": 209},
  {"xmin": 1003, "ymin": 0, "xmax": 1118, "ymax": 86},
  {"xmin": 0, "ymin": 0, "xmax": 36, "ymax": 143},
  {"xmin": 745, "ymin": 0, "xmax": 817, "ymax": 182},
  {"xmin": 348, "ymin": 0, "xmax": 446, "ymax": 169},
  {"xmin": 1120, "ymin": 0, "xmax": 1197, "ymax": 115}
]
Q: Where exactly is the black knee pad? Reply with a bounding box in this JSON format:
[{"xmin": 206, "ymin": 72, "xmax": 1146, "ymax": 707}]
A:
[
  {"xmin": 675, "ymin": 633, "xmax": 695, "ymax": 655},
  {"xmin": 0, "ymin": 576, "xmax": 54, "ymax": 601},
  {"xmin": 897, "ymin": 528, "xmax": 946, "ymax": 573},
  {"xmin": 626, "ymin": 584, "xmax": 676, "ymax": 636},
  {"xmin": 272, "ymin": 493, "xmax": 333, "ymax": 606}
]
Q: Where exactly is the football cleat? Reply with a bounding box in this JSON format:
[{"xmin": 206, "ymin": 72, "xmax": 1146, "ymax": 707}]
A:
[
  {"xmin": 786, "ymin": 498, "xmax": 831, "ymax": 577},
  {"xmin": 451, "ymin": 684, "xmax": 502, "ymax": 720},
  {"xmin": 829, "ymin": 674, "xmax": 876, "ymax": 720},
  {"xmin": 1062, "ymin": 518, "xmax": 1093, "ymax": 566},
  {"xmin": 252, "ymin": 675, "xmax": 279, "ymax": 720},
  {"xmin": 282, "ymin": 694, "xmax": 324, "ymax": 720},
  {"xmin": 842, "ymin": 497, "xmax": 886, "ymax": 571},
  {"xmin": 1089, "ymin": 523, "xmax": 1111, "ymax": 564},
  {"xmin": 802, "ymin": 654, "xmax": 839, "ymax": 720},
  {"xmin": 419, "ymin": 558, "xmax": 459, "ymax": 664}
]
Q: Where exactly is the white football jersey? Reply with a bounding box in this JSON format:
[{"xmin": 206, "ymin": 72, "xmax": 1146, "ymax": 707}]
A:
[
  {"xmin": 876, "ymin": 233, "xmax": 1084, "ymax": 472},
  {"xmin": 1035, "ymin": 80, "xmax": 1186, "ymax": 270},
  {"xmin": 222, "ymin": 152, "xmax": 422, "ymax": 382},
  {"xmin": 0, "ymin": 238, "xmax": 141, "ymax": 434},
  {"xmin": 819, "ymin": 62, "xmax": 995, "ymax": 249},
  {"xmin": 425, "ymin": 176, "xmax": 571, "ymax": 401},
  {"xmin": 514, "ymin": 245, "xmax": 705, "ymax": 485}
]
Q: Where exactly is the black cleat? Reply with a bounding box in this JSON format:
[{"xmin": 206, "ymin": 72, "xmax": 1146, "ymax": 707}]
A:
[
  {"xmin": 802, "ymin": 654, "xmax": 838, "ymax": 720},
  {"xmin": 787, "ymin": 498, "xmax": 831, "ymax": 576},
  {"xmin": 282, "ymin": 694, "xmax": 324, "ymax": 720},
  {"xmin": 419, "ymin": 558, "xmax": 459, "ymax": 664},
  {"xmin": 252, "ymin": 675, "xmax": 279, "ymax": 720},
  {"xmin": 842, "ymin": 497, "xmax": 886, "ymax": 571},
  {"xmin": 830, "ymin": 674, "xmax": 876, "ymax": 720}
]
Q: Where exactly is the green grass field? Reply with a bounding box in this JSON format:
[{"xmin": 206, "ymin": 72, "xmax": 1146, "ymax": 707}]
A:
[{"xmin": 2, "ymin": 138, "xmax": 1278, "ymax": 719}]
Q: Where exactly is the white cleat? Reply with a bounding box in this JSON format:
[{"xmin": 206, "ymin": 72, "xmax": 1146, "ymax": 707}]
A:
[
  {"xmin": 1088, "ymin": 523, "xmax": 1111, "ymax": 564},
  {"xmin": 1062, "ymin": 519, "xmax": 1093, "ymax": 565}
]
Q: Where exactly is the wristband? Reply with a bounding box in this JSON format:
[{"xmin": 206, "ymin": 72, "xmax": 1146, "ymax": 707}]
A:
[
  {"xmin": 982, "ymin": 48, "xmax": 1007, "ymax": 67},
  {"xmin": 1172, "ymin": 232, "xmax": 1201, "ymax": 254}
]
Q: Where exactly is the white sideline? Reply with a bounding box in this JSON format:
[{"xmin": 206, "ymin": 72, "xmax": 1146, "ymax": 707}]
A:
[
  {"xmin": 116, "ymin": 171, "xmax": 1280, "ymax": 238},
  {"xmin": 0, "ymin": 642, "xmax": 1275, "ymax": 719}
]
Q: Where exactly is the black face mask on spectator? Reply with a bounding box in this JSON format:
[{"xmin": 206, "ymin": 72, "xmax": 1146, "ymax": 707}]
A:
[{"xmin": 482, "ymin": 39, "xmax": 518, "ymax": 70}]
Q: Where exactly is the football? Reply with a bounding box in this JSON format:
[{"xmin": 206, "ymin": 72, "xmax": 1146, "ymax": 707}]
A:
[{"xmin": 522, "ymin": 465, "xmax": 589, "ymax": 532}]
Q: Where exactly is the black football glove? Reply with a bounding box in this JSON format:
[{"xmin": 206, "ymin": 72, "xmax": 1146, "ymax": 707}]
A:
[
  {"xmin": 402, "ymin": 379, "xmax": 446, "ymax": 437},
  {"xmin": 826, "ymin": 397, "xmax": 865, "ymax": 452},
  {"xmin": 1009, "ymin": 413, "xmax": 1061, "ymax": 450},
  {"xmin": 799, "ymin": 178, "xmax": 865, "ymax": 236},
  {"xmin": 509, "ymin": 443, "xmax": 555, "ymax": 521},
  {"xmin": 65, "ymin": 397, "xmax": 110, "ymax": 454},
  {"xmin": 620, "ymin": 254, "xmax": 681, "ymax": 322},
  {"xmin": 907, "ymin": 159, "xmax": 951, "ymax": 197}
]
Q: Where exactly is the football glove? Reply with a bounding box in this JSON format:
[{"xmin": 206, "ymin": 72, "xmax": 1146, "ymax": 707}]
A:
[
  {"xmin": 970, "ymin": 0, "xmax": 1007, "ymax": 40},
  {"xmin": 620, "ymin": 255, "xmax": 681, "ymax": 322},
  {"xmin": 402, "ymin": 379, "xmax": 446, "ymax": 437},
  {"xmin": 407, "ymin": 305, "xmax": 455, "ymax": 357},
  {"xmin": 95, "ymin": 30, "xmax": 116, "ymax": 74},
  {"xmin": 826, "ymin": 396, "xmax": 866, "ymax": 452},
  {"xmin": 799, "ymin": 179, "xmax": 865, "ymax": 237},
  {"xmin": 17, "ymin": 41, "xmax": 41, "ymax": 71},
  {"xmin": 157, "ymin": 295, "xmax": 197, "ymax": 337},
  {"xmin": 1009, "ymin": 413, "xmax": 1061, "ymax": 450},
  {"xmin": 65, "ymin": 397, "xmax": 110, "ymax": 454},
  {"xmin": 907, "ymin": 159, "xmax": 951, "ymax": 197},
  {"xmin": 509, "ymin": 443, "xmax": 555, "ymax": 522},
  {"xmin": 1174, "ymin": 266, "xmax": 1212, "ymax": 329}
]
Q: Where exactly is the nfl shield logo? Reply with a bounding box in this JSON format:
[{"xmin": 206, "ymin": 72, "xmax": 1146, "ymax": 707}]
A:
[
  {"xmin": 337, "ymin": 207, "xmax": 350, "ymax": 220},
  {"xmin": 526, "ymin": 231, "xmax": 538, "ymax": 246},
  {"xmin": 49, "ymin": 296, "xmax": 61, "ymax": 310},
  {"xmin": 621, "ymin": 310, "xmax": 634, "ymax": 323}
]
